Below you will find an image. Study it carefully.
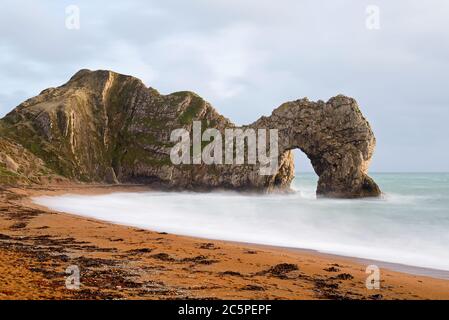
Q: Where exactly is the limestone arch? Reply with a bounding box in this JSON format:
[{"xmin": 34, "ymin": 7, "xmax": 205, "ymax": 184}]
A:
[{"xmin": 252, "ymin": 95, "xmax": 381, "ymax": 198}]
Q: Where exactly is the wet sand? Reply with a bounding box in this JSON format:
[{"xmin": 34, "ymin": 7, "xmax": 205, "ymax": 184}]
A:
[
  {"xmin": 247, "ymin": 244, "xmax": 449, "ymax": 281},
  {"xmin": 1, "ymin": 185, "xmax": 449, "ymax": 300}
]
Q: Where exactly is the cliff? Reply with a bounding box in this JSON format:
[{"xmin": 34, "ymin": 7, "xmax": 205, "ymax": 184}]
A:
[{"xmin": 0, "ymin": 69, "xmax": 380, "ymax": 198}]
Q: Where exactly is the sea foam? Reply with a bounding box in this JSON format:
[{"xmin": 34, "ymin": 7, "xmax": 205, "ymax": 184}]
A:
[{"xmin": 33, "ymin": 173, "xmax": 449, "ymax": 272}]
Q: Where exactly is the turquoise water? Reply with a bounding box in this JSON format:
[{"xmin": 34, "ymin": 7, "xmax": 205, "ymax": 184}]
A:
[
  {"xmin": 33, "ymin": 173, "xmax": 449, "ymax": 272},
  {"xmin": 292, "ymin": 173, "xmax": 449, "ymax": 271}
]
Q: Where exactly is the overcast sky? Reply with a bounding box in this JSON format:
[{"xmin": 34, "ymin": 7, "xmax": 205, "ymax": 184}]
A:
[{"xmin": 1, "ymin": 0, "xmax": 448, "ymax": 172}]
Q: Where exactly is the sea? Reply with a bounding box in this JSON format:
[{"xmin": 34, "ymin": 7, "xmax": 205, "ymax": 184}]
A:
[{"xmin": 33, "ymin": 173, "xmax": 449, "ymax": 275}]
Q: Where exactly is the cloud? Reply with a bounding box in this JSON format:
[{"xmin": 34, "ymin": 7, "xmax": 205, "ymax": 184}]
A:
[
  {"xmin": 151, "ymin": 23, "xmax": 267, "ymax": 100},
  {"xmin": 0, "ymin": 0, "xmax": 448, "ymax": 171}
]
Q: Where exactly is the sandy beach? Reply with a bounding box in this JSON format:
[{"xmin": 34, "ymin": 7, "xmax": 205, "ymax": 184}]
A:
[{"xmin": 1, "ymin": 185, "xmax": 449, "ymax": 300}]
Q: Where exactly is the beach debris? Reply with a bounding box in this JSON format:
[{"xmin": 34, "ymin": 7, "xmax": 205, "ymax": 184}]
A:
[
  {"xmin": 324, "ymin": 266, "xmax": 340, "ymax": 272},
  {"xmin": 198, "ymin": 242, "xmax": 219, "ymax": 250},
  {"xmin": 241, "ymin": 284, "xmax": 266, "ymax": 291},
  {"xmin": 181, "ymin": 255, "xmax": 218, "ymax": 265},
  {"xmin": 332, "ymin": 273, "xmax": 354, "ymax": 281},
  {"xmin": 151, "ymin": 252, "xmax": 176, "ymax": 262},
  {"xmin": 219, "ymin": 271, "xmax": 243, "ymax": 277},
  {"xmin": 127, "ymin": 248, "xmax": 153, "ymax": 254},
  {"xmin": 10, "ymin": 222, "xmax": 27, "ymax": 229},
  {"xmin": 256, "ymin": 263, "xmax": 299, "ymax": 279},
  {"xmin": 243, "ymin": 250, "xmax": 258, "ymax": 254}
]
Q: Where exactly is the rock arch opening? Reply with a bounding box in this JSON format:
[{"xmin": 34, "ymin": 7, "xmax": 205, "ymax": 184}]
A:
[
  {"xmin": 282, "ymin": 148, "xmax": 319, "ymax": 196},
  {"xmin": 292, "ymin": 148, "xmax": 315, "ymax": 175}
]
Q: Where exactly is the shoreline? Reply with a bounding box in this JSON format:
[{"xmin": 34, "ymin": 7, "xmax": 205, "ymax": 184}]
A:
[
  {"xmin": 1, "ymin": 184, "xmax": 449, "ymax": 300},
  {"xmin": 29, "ymin": 185, "xmax": 449, "ymax": 281},
  {"xmin": 250, "ymin": 243, "xmax": 449, "ymax": 281}
]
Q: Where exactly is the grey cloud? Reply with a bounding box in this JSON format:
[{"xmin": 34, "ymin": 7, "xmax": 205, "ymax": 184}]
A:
[{"xmin": 0, "ymin": 0, "xmax": 448, "ymax": 171}]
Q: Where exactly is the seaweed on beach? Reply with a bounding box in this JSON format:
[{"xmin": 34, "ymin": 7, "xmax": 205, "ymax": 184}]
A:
[{"xmin": 256, "ymin": 263, "xmax": 299, "ymax": 279}]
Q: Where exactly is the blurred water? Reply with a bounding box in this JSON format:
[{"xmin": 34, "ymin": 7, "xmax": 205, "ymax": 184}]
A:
[{"xmin": 33, "ymin": 173, "xmax": 449, "ymax": 271}]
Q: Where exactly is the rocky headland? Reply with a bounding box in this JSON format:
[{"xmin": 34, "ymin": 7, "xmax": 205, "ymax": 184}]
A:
[{"xmin": 0, "ymin": 69, "xmax": 380, "ymax": 198}]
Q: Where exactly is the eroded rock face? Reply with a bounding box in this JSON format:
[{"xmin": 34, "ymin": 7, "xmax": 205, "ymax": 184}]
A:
[
  {"xmin": 0, "ymin": 69, "xmax": 380, "ymax": 197},
  {"xmin": 250, "ymin": 97, "xmax": 380, "ymax": 198},
  {"xmin": 0, "ymin": 136, "xmax": 65, "ymax": 185}
]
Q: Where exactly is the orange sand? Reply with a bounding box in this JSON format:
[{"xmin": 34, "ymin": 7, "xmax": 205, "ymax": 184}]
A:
[{"xmin": 0, "ymin": 185, "xmax": 448, "ymax": 300}]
